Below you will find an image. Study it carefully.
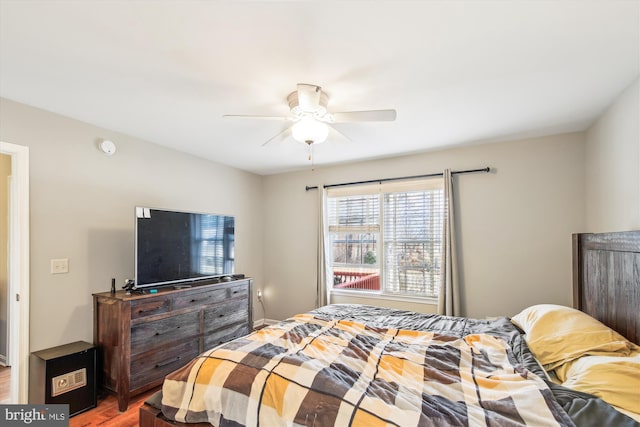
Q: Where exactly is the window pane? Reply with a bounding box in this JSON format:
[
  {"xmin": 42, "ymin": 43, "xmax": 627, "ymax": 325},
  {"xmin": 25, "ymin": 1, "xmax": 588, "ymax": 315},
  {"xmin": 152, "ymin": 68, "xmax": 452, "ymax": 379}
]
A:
[
  {"xmin": 383, "ymin": 189, "xmax": 444, "ymax": 297},
  {"xmin": 331, "ymin": 232, "xmax": 378, "ymax": 266},
  {"xmin": 330, "ymin": 231, "xmax": 380, "ymax": 291}
]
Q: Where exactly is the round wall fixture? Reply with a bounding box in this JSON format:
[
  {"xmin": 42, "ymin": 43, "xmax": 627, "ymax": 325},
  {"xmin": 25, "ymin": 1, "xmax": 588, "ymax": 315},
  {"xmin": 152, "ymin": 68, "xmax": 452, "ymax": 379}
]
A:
[{"xmin": 99, "ymin": 139, "xmax": 117, "ymax": 155}]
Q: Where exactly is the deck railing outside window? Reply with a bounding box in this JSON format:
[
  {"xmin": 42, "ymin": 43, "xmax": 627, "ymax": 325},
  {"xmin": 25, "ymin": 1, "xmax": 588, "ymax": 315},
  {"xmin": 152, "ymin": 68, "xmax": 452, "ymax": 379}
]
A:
[{"xmin": 333, "ymin": 271, "xmax": 380, "ymax": 291}]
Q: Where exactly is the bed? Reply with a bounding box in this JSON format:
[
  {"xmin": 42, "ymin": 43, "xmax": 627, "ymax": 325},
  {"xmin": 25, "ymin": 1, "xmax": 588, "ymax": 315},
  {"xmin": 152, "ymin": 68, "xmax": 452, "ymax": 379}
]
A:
[{"xmin": 139, "ymin": 230, "xmax": 640, "ymax": 427}]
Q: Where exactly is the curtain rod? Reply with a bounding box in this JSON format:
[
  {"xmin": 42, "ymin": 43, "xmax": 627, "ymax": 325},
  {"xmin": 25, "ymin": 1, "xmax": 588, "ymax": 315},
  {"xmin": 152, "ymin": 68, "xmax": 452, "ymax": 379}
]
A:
[{"xmin": 305, "ymin": 167, "xmax": 490, "ymax": 191}]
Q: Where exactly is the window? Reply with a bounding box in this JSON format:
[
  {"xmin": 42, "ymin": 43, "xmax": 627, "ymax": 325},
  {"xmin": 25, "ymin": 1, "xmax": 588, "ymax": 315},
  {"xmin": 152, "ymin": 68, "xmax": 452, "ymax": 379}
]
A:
[{"xmin": 326, "ymin": 179, "xmax": 444, "ymax": 299}]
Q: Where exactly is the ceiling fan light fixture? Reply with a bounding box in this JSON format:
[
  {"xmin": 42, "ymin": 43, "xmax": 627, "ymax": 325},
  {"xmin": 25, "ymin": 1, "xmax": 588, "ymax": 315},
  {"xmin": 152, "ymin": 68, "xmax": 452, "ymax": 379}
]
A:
[
  {"xmin": 291, "ymin": 117, "xmax": 329, "ymax": 145},
  {"xmin": 224, "ymin": 83, "xmax": 396, "ymax": 147},
  {"xmin": 287, "ymin": 86, "xmax": 329, "ymax": 119}
]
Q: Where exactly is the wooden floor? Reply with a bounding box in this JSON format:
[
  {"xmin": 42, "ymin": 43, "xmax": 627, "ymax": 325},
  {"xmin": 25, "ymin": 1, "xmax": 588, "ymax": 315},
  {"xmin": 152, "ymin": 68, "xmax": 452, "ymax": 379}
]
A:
[
  {"xmin": 0, "ymin": 366, "xmax": 9, "ymax": 403},
  {"xmin": 0, "ymin": 365, "xmax": 155, "ymax": 426},
  {"xmin": 70, "ymin": 387, "xmax": 160, "ymax": 427}
]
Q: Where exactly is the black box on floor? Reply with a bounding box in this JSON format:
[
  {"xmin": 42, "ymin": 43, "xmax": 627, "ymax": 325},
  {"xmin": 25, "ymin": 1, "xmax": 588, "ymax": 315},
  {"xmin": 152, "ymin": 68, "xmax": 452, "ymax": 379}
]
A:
[{"xmin": 29, "ymin": 341, "xmax": 97, "ymax": 417}]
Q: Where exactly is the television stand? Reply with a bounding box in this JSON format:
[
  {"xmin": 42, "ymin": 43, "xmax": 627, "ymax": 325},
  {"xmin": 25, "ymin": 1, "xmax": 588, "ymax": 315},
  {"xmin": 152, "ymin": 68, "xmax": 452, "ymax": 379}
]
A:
[{"xmin": 93, "ymin": 277, "xmax": 252, "ymax": 411}]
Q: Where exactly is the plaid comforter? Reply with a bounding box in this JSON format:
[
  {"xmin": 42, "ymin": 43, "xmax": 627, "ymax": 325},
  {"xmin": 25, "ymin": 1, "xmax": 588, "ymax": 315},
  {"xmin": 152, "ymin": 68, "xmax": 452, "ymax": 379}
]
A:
[{"xmin": 161, "ymin": 307, "xmax": 573, "ymax": 426}]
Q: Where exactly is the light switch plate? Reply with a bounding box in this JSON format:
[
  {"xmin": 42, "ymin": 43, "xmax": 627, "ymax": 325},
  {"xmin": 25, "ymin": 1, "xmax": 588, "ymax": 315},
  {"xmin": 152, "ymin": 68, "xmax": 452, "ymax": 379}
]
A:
[{"xmin": 51, "ymin": 258, "xmax": 69, "ymax": 274}]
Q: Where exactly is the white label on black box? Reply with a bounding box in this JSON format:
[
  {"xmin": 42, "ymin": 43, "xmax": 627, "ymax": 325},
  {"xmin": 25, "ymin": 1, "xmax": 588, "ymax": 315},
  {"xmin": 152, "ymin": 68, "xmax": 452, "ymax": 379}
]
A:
[{"xmin": 51, "ymin": 368, "xmax": 87, "ymax": 397}]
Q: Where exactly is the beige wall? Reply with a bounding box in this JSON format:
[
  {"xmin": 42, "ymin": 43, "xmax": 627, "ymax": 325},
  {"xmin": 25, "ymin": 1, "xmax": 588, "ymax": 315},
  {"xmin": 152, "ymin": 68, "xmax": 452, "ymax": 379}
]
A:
[
  {"xmin": 9, "ymin": 75, "xmax": 637, "ymax": 349},
  {"xmin": 585, "ymin": 77, "xmax": 640, "ymax": 232},
  {"xmin": 0, "ymin": 154, "xmax": 10, "ymax": 358},
  {"xmin": 0, "ymin": 98, "xmax": 265, "ymax": 352},
  {"xmin": 263, "ymin": 133, "xmax": 585, "ymax": 320}
]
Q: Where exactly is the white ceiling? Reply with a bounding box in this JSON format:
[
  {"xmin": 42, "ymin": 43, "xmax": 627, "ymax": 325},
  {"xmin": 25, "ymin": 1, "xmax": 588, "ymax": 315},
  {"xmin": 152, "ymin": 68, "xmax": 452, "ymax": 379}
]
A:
[{"xmin": 1, "ymin": 1, "xmax": 638, "ymax": 175}]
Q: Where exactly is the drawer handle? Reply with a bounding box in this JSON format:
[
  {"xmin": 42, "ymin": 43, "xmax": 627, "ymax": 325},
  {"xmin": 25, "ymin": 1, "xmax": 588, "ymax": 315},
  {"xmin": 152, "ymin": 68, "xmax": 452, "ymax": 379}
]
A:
[
  {"xmin": 154, "ymin": 327, "xmax": 179, "ymax": 336},
  {"xmin": 156, "ymin": 356, "xmax": 181, "ymax": 368},
  {"xmin": 191, "ymin": 296, "xmax": 213, "ymax": 303},
  {"xmin": 138, "ymin": 306, "xmax": 161, "ymax": 314},
  {"xmin": 232, "ymin": 290, "xmax": 239, "ymax": 294}
]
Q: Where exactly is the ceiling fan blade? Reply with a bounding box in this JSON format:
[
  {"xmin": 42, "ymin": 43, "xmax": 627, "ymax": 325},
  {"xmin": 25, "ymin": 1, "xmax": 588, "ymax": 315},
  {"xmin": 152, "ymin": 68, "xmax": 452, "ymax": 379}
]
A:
[
  {"xmin": 223, "ymin": 114, "xmax": 292, "ymax": 121},
  {"xmin": 328, "ymin": 124, "xmax": 352, "ymax": 143},
  {"xmin": 261, "ymin": 126, "xmax": 292, "ymax": 146},
  {"xmin": 330, "ymin": 109, "xmax": 397, "ymax": 123}
]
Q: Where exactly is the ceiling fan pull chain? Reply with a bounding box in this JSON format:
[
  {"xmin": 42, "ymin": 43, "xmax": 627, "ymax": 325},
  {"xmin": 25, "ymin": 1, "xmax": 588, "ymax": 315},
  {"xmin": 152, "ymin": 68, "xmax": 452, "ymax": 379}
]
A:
[{"xmin": 306, "ymin": 140, "xmax": 317, "ymax": 170}]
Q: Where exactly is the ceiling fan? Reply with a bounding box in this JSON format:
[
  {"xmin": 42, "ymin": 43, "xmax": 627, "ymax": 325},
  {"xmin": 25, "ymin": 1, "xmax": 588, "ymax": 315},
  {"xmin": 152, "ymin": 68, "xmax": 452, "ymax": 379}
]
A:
[{"xmin": 223, "ymin": 83, "xmax": 397, "ymax": 147}]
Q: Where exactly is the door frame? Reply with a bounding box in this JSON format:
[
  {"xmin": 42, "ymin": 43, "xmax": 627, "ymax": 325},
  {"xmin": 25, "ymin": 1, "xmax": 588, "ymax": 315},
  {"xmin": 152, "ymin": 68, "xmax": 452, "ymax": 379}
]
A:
[{"xmin": 0, "ymin": 141, "xmax": 29, "ymax": 403}]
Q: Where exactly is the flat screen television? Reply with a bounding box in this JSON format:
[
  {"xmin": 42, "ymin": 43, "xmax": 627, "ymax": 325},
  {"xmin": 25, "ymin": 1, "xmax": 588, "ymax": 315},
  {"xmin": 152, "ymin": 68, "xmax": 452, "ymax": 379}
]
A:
[{"xmin": 134, "ymin": 207, "xmax": 235, "ymax": 288}]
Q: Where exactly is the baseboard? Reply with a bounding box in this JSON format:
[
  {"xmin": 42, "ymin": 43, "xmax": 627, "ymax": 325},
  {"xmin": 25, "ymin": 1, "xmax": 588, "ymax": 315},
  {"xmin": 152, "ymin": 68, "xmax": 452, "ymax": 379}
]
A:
[{"xmin": 0, "ymin": 355, "xmax": 6, "ymax": 366}]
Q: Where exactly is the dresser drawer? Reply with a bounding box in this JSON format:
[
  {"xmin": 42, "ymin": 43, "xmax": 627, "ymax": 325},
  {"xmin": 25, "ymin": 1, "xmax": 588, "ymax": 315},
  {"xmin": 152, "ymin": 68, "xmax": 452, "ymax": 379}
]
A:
[
  {"xmin": 228, "ymin": 284, "xmax": 249, "ymax": 299},
  {"xmin": 131, "ymin": 311, "xmax": 199, "ymax": 356},
  {"xmin": 173, "ymin": 286, "xmax": 228, "ymax": 310},
  {"xmin": 204, "ymin": 322, "xmax": 250, "ymax": 350},
  {"xmin": 130, "ymin": 297, "xmax": 171, "ymax": 319},
  {"xmin": 203, "ymin": 299, "xmax": 248, "ymax": 331},
  {"xmin": 130, "ymin": 339, "xmax": 200, "ymax": 390}
]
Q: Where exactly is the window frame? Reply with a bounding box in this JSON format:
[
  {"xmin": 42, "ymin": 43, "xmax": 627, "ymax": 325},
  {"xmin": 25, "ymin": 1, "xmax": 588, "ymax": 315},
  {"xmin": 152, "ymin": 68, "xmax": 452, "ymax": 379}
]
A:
[{"xmin": 325, "ymin": 178, "xmax": 444, "ymax": 302}]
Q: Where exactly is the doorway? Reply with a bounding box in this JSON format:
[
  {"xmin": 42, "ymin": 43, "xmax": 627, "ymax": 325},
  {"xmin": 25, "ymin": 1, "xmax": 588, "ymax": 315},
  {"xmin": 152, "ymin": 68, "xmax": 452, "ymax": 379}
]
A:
[
  {"xmin": 0, "ymin": 153, "xmax": 9, "ymax": 402},
  {"xmin": 0, "ymin": 141, "xmax": 29, "ymax": 404}
]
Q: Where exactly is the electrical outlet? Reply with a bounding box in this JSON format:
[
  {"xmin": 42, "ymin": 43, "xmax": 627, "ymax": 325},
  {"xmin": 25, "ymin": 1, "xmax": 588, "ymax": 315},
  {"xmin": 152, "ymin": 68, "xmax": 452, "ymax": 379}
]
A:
[
  {"xmin": 257, "ymin": 289, "xmax": 263, "ymax": 301},
  {"xmin": 51, "ymin": 258, "xmax": 69, "ymax": 274}
]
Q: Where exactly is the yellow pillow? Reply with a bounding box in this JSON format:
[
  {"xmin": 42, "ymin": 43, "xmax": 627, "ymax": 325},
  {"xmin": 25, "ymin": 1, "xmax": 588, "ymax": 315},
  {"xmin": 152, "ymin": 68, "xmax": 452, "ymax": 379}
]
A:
[
  {"xmin": 511, "ymin": 304, "xmax": 634, "ymax": 369},
  {"xmin": 556, "ymin": 352, "xmax": 640, "ymax": 416}
]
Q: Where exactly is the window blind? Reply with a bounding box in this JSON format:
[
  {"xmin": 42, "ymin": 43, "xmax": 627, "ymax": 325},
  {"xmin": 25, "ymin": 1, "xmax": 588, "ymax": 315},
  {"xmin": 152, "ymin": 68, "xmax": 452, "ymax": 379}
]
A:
[
  {"xmin": 327, "ymin": 194, "xmax": 380, "ymax": 234},
  {"xmin": 326, "ymin": 178, "xmax": 444, "ymax": 298},
  {"xmin": 383, "ymin": 189, "xmax": 444, "ymax": 297}
]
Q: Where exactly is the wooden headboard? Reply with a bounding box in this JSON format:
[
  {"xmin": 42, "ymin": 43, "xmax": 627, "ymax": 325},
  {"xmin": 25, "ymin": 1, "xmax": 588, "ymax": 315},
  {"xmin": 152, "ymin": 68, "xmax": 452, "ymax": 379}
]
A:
[{"xmin": 573, "ymin": 230, "xmax": 640, "ymax": 345}]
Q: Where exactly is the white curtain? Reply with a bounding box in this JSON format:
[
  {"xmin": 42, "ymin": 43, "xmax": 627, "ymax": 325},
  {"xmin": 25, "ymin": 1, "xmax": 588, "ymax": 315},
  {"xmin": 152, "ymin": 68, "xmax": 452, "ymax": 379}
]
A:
[
  {"xmin": 438, "ymin": 169, "xmax": 460, "ymax": 316},
  {"xmin": 316, "ymin": 188, "xmax": 330, "ymax": 307}
]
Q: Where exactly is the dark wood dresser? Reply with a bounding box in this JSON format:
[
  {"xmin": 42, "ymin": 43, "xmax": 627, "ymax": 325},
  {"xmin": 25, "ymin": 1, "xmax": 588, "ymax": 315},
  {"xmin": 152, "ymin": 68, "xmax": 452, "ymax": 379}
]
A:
[{"xmin": 93, "ymin": 277, "xmax": 252, "ymax": 411}]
